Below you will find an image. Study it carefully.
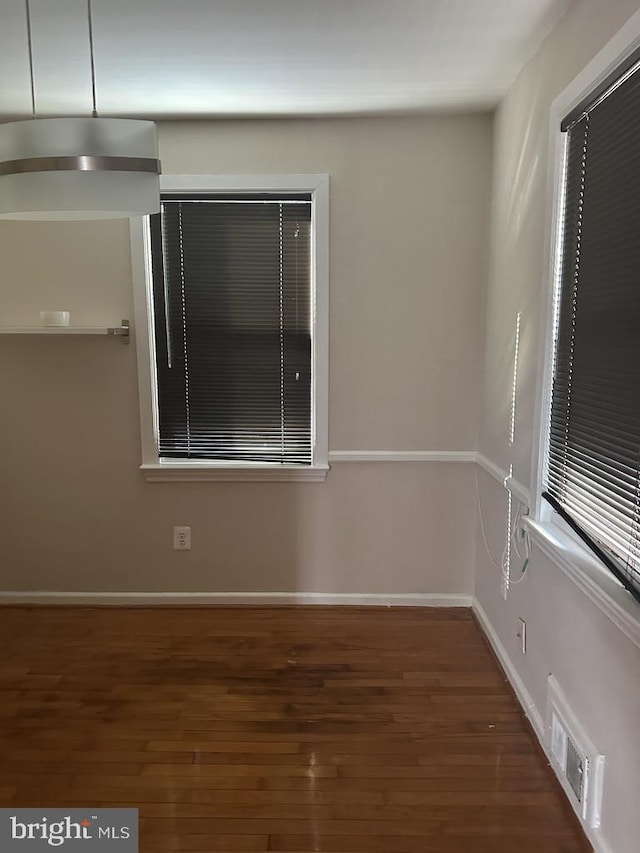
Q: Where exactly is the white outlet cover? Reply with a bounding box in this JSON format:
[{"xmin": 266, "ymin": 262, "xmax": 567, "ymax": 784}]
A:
[{"xmin": 173, "ymin": 526, "xmax": 191, "ymax": 550}]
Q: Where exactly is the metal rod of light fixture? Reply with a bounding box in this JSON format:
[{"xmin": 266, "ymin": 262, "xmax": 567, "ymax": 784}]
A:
[
  {"xmin": 1, "ymin": 0, "xmax": 161, "ymax": 181},
  {"xmin": 0, "ymin": 0, "xmax": 161, "ymax": 218},
  {"xmin": 87, "ymin": 0, "xmax": 98, "ymax": 117},
  {"xmin": 25, "ymin": 0, "xmax": 36, "ymax": 117},
  {"xmin": 24, "ymin": 0, "xmax": 99, "ymax": 118}
]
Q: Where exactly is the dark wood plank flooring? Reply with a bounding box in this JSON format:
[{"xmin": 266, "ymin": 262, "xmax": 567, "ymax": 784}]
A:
[{"xmin": 0, "ymin": 606, "xmax": 591, "ymax": 852}]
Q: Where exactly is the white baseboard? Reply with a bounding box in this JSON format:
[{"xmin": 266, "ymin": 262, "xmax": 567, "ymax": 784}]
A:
[
  {"xmin": 472, "ymin": 597, "xmax": 544, "ymax": 738},
  {"xmin": 0, "ymin": 591, "xmax": 473, "ymax": 607},
  {"xmin": 473, "ymin": 597, "xmax": 614, "ymax": 853}
]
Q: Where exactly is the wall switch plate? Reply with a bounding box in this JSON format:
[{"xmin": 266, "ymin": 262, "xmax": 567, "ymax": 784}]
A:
[
  {"xmin": 517, "ymin": 617, "xmax": 526, "ymax": 654},
  {"xmin": 173, "ymin": 526, "xmax": 191, "ymax": 550}
]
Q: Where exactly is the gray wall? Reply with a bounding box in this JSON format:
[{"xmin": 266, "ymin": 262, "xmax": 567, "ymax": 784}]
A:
[
  {"xmin": 476, "ymin": 1, "xmax": 640, "ymax": 851},
  {"xmin": 0, "ymin": 114, "xmax": 492, "ymax": 594}
]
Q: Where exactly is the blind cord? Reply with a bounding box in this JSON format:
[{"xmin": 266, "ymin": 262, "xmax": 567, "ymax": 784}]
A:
[
  {"xmin": 475, "ymin": 465, "xmax": 531, "ymax": 581},
  {"xmin": 475, "ymin": 465, "xmax": 503, "ymax": 570},
  {"xmin": 505, "ymin": 500, "xmax": 531, "ymax": 585}
]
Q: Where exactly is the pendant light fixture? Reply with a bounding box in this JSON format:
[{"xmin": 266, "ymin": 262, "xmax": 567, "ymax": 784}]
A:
[{"xmin": 0, "ymin": 0, "xmax": 161, "ymax": 220}]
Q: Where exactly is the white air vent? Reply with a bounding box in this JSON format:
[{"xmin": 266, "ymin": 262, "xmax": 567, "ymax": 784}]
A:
[
  {"xmin": 546, "ymin": 676, "xmax": 604, "ymax": 829},
  {"xmin": 566, "ymin": 735, "xmax": 585, "ymax": 803}
]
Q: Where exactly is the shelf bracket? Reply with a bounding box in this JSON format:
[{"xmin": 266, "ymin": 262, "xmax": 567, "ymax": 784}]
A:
[{"xmin": 107, "ymin": 319, "xmax": 130, "ymax": 343}]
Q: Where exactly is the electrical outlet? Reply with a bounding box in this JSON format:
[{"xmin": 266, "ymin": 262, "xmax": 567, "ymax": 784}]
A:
[
  {"xmin": 517, "ymin": 617, "xmax": 526, "ymax": 654},
  {"xmin": 173, "ymin": 526, "xmax": 191, "ymax": 550}
]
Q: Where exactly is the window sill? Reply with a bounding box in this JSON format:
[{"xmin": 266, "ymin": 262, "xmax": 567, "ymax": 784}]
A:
[
  {"xmin": 140, "ymin": 463, "xmax": 329, "ymax": 482},
  {"xmin": 525, "ymin": 518, "xmax": 640, "ymax": 648}
]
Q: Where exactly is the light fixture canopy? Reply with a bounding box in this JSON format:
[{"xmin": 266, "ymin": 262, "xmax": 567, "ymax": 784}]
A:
[{"xmin": 0, "ymin": 0, "xmax": 161, "ymax": 220}]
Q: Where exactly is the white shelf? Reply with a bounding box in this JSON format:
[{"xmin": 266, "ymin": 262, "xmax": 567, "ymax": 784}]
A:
[{"xmin": 0, "ymin": 320, "xmax": 130, "ymax": 342}]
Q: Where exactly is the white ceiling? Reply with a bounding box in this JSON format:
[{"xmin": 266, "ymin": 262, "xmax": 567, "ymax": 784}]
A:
[{"xmin": 0, "ymin": 0, "xmax": 571, "ymax": 120}]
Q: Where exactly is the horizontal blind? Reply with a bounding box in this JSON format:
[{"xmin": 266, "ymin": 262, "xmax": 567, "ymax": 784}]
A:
[
  {"xmin": 545, "ymin": 65, "xmax": 640, "ymax": 602},
  {"xmin": 150, "ymin": 195, "xmax": 312, "ymax": 464}
]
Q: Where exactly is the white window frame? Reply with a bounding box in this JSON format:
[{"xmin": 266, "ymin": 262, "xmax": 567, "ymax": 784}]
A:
[
  {"xmin": 528, "ymin": 12, "xmax": 640, "ymax": 645},
  {"xmin": 131, "ymin": 174, "xmax": 329, "ymax": 482}
]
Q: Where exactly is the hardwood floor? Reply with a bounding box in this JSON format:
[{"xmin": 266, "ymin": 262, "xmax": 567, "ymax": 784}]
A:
[{"xmin": 0, "ymin": 606, "xmax": 591, "ymax": 852}]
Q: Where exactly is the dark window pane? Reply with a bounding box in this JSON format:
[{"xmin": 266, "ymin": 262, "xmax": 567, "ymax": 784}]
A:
[{"xmin": 150, "ymin": 195, "xmax": 312, "ymax": 464}]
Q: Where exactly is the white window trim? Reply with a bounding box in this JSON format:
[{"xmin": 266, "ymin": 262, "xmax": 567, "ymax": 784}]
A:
[
  {"xmin": 131, "ymin": 174, "xmax": 329, "ymax": 482},
  {"xmin": 530, "ymin": 12, "xmax": 640, "ymax": 635}
]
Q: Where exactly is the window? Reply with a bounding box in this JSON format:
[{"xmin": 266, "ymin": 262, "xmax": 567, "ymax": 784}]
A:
[
  {"xmin": 132, "ymin": 175, "xmax": 329, "ymax": 481},
  {"xmin": 152, "ymin": 193, "xmax": 312, "ymax": 463},
  {"xmin": 543, "ymin": 58, "xmax": 640, "ymax": 603}
]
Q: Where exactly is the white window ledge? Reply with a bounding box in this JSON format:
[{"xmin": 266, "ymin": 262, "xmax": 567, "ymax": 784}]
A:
[
  {"xmin": 525, "ymin": 518, "xmax": 640, "ymax": 649},
  {"xmin": 140, "ymin": 463, "xmax": 329, "ymax": 482}
]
